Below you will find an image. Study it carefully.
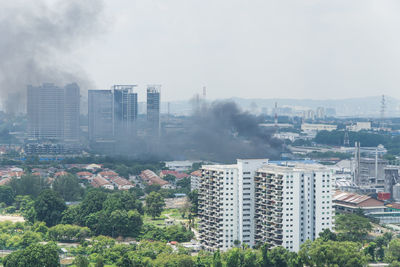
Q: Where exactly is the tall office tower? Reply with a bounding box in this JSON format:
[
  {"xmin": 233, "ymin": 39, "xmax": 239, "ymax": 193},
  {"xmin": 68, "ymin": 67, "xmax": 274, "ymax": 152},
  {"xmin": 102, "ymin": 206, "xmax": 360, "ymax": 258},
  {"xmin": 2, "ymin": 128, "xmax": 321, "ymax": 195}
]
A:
[
  {"xmin": 254, "ymin": 164, "xmax": 334, "ymax": 252},
  {"xmin": 88, "ymin": 85, "xmax": 137, "ymax": 142},
  {"xmin": 198, "ymin": 159, "xmax": 268, "ymax": 251},
  {"xmin": 112, "ymin": 85, "xmax": 138, "ymax": 138},
  {"xmin": 27, "ymin": 83, "xmax": 80, "ymax": 141},
  {"xmin": 88, "ymin": 90, "xmax": 114, "ymax": 141},
  {"xmin": 64, "ymin": 83, "xmax": 80, "ymax": 141},
  {"xmin": 146, "ymin": 85, "xmax": 161, "ymax": 136}
]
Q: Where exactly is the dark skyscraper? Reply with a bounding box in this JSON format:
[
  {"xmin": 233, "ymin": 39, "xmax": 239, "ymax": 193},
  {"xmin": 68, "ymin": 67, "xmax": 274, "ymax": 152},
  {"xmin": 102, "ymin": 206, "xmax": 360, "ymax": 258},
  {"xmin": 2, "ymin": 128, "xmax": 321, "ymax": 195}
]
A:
[
  {"xmin": 27, "ymin": 83, "xmax": 80, "ymax": 142},
  {"xmin": 147, "ymin": 85, "xmax": 161, "ymax": 136}
]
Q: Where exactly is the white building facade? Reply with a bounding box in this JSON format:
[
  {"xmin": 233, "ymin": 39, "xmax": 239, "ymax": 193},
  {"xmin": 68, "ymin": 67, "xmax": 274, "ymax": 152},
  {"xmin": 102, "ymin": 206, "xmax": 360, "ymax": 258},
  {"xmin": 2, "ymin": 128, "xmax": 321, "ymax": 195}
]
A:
[
  {"xmin": 254, "ymin": 164, "xmax": 334, "ymax": 252},
  {"xmin": 198, "ymin": 159, "xmax": 268, "ymax": 251}
]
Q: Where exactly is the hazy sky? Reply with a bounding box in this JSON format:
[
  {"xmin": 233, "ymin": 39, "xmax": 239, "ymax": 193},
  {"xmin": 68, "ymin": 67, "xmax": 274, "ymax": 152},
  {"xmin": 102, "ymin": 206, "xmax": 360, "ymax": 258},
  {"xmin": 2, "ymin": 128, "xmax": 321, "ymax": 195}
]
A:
[{"xmin": 73, "ymin": 0, "xmax": 400, "ymax": 102}]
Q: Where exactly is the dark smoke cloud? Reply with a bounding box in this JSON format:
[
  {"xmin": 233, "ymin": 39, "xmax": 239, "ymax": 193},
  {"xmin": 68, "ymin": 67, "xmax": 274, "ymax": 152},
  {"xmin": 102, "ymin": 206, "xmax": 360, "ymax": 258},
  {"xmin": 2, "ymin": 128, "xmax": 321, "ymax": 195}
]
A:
[
  {"xmin": 164, "ymin": 101, "xmax": 282, "ymax": 162},
  {"xmin": 114, "ymin": 101, "xmax": 282, "ymax": 163},
  {"xmin": 0, "ymin": 0, "xmax": 104, "ymax": 113}
]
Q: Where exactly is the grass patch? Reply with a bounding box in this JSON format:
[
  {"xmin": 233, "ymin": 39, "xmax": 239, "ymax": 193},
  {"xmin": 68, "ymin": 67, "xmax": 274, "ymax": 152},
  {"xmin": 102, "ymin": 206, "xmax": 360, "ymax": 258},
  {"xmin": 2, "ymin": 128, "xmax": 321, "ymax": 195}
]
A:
[
  {"xmin": 162, "ymin": 208, "xmax": 182, "ymax": 219},
  {"xmin": 143, "ymin": 214, "xmax": 167, "ymax": 227}
]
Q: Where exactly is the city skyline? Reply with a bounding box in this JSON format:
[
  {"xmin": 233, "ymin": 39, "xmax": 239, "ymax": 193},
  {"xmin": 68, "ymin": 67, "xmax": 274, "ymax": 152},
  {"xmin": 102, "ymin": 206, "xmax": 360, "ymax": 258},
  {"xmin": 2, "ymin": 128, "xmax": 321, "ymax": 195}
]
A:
[{"xmin": 2, "ymin": 1, "xmax": 400, "ymax": 113}]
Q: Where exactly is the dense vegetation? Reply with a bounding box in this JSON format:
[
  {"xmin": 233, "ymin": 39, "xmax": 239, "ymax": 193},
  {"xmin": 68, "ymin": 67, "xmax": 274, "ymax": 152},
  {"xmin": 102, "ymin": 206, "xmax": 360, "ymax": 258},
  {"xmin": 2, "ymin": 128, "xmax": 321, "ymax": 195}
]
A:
[{"xmin": 0, "ymin": 227, "xmax": 399, "ymax": 267}]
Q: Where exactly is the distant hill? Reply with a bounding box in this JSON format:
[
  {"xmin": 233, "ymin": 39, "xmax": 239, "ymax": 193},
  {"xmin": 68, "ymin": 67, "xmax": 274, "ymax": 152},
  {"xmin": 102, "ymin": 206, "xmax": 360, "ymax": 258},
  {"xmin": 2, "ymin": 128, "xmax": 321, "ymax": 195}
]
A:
[{"xmin": 156, "ymin": 96, "xmax": 400, "ymax": 117}]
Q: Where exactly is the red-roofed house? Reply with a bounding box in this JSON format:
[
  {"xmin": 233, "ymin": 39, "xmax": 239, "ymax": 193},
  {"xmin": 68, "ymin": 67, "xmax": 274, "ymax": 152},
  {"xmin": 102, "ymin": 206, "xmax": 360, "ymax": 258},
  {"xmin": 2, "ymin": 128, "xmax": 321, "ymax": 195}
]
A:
[
  {"xmin": 98, "ymin": 170, "xmax": 118, "ymax": 179},
  {"xmin": 91, "ymin": 175, "xmax": 114, "ymax": 190},
  {"xmin": 54, "ymin": 171, "xmax": 68, "ymax": 177},
  {"xmin": 112, "ymin": 177, "xmax": 134, "ymax": 190},
  {"xmin": 140, "ymin": 169, "xmax": 172, "ymax": 188},
  {"xmin": 76, "ymin": 171, "xmax": 93, "ymax": 180},
  {"xmin": 160, "ymin": 170, "xmax": 189, "ymax": 180},
  {"xmin": 0, "ymin": 178, "xmax": 11, "ymax": 186}
]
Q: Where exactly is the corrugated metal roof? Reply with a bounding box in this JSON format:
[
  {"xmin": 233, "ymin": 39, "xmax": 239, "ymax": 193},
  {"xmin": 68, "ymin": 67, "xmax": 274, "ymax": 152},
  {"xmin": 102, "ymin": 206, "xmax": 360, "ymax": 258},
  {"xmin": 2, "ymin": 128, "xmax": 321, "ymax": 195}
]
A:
[{"xmin": 333, "ymin": 191, "xmax": 371, "ymax": 204}]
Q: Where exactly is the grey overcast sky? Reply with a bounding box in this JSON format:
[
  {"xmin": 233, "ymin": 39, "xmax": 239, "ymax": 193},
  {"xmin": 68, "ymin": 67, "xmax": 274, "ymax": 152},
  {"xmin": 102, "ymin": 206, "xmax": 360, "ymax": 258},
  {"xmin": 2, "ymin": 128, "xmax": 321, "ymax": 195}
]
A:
[{"xmin": 74, "ymin": 0, "xmax": 400, "ymax": 102}]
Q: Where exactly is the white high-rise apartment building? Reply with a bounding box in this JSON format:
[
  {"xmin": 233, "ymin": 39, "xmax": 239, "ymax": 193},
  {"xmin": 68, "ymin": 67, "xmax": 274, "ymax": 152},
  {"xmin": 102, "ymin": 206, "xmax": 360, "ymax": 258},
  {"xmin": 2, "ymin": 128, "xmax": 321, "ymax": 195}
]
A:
[
  {"xmin": 198, "ymin": 160, "xmax": 334, "ymax": 252},
  {"xmin": 254, "ymin": 164, "xmax": 334, "ymax": 252},
  {"xmin": 198, "ymin": 159, "xmax": 268, "ymax": 251}
]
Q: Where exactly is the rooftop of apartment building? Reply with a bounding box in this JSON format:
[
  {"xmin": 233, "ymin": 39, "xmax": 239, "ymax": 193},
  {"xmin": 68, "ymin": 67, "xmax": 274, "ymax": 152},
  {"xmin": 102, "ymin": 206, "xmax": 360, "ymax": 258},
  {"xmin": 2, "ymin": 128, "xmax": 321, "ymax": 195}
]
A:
[{"xmin": 257, "ymin": 163, "xmax": 330, "ymax": 173}]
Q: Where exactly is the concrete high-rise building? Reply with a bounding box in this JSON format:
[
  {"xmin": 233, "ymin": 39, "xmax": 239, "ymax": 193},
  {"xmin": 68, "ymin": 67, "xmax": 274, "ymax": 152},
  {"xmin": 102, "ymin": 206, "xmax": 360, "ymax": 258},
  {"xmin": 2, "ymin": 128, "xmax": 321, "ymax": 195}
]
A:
[
  {"xmin": 198, "ymin": 160, "xmax": 334, "ymax": 253},
  {"xmin": 146, "ymin": 85, "xmax": 161, "ymax": 136},
  {"xmin": 112, "ymin": 85, "xmax": 138, "ymax": 139},
  {"xmin": 198, "ymin": 159, "xmax": 268, "ymax": 251},
  {"xmin": 27, "ymin": 83, "xmax": 80, "ymax": 141},
  {"xmin": 88, "ymin": 90, "xmax": 114, "ymax": 141},
  {"xmin": 88, "ymin": 85, "xmax": 138, "ymax": 142},
  {"xmin": 254, "ymin": 164, "xmax": 334, "ymax": 252},
  {"xmin": 64, "ymin": 83, "xmax": 80, "ymax": 141}
]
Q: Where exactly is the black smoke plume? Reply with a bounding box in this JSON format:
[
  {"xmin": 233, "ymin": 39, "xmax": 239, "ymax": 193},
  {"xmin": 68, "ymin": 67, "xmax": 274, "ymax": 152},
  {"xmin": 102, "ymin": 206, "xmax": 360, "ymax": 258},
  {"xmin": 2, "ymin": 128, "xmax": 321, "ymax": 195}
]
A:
[
  {"xmin": 0, "ymin": 0, "xmax": 104, "ymax": 113},
  {"xmin": 113, "ymin": 101, "xmax": 282, "ymax": 163}
]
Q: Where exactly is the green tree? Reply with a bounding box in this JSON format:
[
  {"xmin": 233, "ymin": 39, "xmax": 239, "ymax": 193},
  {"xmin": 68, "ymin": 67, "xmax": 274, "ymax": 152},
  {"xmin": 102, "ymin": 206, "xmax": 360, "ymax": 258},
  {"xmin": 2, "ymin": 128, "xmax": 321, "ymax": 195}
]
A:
[
  {"xmin": 242, "ymin": 249, "xmax": 257, "ymax": 267},
  {"xmin": 153, "ymin": 253, "xmax": 194, "ymax": 266},
  {"xmin": 74, "ymin": 255, "xmax": 90, "ymax": 267},
  {"xmin": 3, "ymin": 242, "xmax": 60, "ymax": 267},
  {"xmin": 79, "ymin": 190, "xmax": 107, "ymax": 221},
  {"xmin": 188, "ymin": 190, "xmax": 199, "ymax": 214},
  {"xmin": 212, "ymin": 250, "xmax": 222, "ymax": 267},
  {"xmin": 52, "ymin": 174, "xmax": 84, "ymax": 201},
  {"xmin": 20, "ymin": 231, "xmax": 42, "ymax": 248},
  {"xmin": 385, "ymin": 239, "xmax": 400, "ymax": 263},
  {"xmin": 9, "ymin": 174, "xmax": 48, "ymax": 198},
  {"xmin": 261, "ymin": 243, "xmax": 272, "ymax": 267},
  {"xmin": 177, "ymin": 177, "xmax": 191, "ymax": 190},
  {"xmin": 144, "ymin": 184, "xmax": 161, "ymax": 194},
  {"xmin": 0, "ymin": 186, "xmax": 15, "ymax": 205},
  {"xmin": 226, "ymin": 248, "xmax": 240, "ymax": 267},
  {"xmin": 145, "ymin": 192, "xmax": 165, "ymax": 218},
  {"xmin": 335, "ymin": 214, "xmax": 372, "ymax": 241},
  {"xmin": 61, "ymin": 204, "xmax": 80, "ymax": 224},
  {"xmin": 299, "ymin": 239, "xmax": 368, "ymax": 267},
  {"xmin": 365, "ymin": 242, "xmax": 377, "ymax": 262},
  {"xmin": 34, "ymin": 190, "xmax": 67, "ymax": 226},
  {"xmin": 318, "ymin": 228, "xmax": 337, "ymax": 241},
  {"xmin": 269, "ymin": 246, "xmax": 289, "ymax": 267},
  {"xmin": 163, "ymin": 174, "xmax": 176, "ymax": 183},
  {"xmin": 95, "ymin": 255, "xmax": 105, "ymax": 267}
]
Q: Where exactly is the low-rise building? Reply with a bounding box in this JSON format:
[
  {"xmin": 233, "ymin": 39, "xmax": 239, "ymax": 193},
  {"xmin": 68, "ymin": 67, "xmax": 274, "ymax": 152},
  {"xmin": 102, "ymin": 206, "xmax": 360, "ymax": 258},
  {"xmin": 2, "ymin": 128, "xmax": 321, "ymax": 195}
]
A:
[
  {"xmin": 346, "ymin": 122, "xmax": 372, "ymax": 132},
  {"xmin": 165, "ymin": 161, "xmax": 196, "ymax": 172},
  {"xmin": 76, "ymin": 171, "xmax": 93, "ymax": 180},
  {"xmin": 91, "ymin": 175, "xmax": 114, "ymax": 190},
  {"xmin": 160, "ymin": 170, "xmax": 189, "ymax": 179},
  {"xmin": 140, "ymin": 169, "xmax": 170, "ymax": 187},
  {"xmin": 112, "ymin": 177, "xmax": 134, "ymax": 190},
  {"xmin": 301, "ymin": 123, "xmax": 337, "ymax": 132},
  {"xmin": 333, "ymin": 191, "xmax": 385, "ymax": 214}
]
